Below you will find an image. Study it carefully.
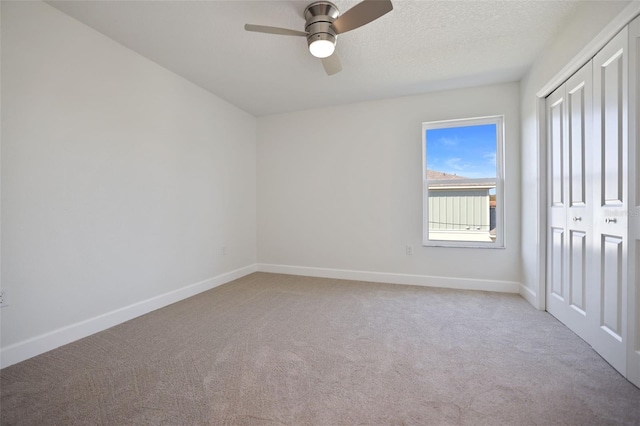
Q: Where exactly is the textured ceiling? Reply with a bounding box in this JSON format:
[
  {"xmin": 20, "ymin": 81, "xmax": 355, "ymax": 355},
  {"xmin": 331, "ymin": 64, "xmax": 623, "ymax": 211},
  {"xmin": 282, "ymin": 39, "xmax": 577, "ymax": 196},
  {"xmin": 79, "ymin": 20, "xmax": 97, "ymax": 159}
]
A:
[{"xmin": 47, "ymin": 0, "xmax": 589, "ymax": 116}]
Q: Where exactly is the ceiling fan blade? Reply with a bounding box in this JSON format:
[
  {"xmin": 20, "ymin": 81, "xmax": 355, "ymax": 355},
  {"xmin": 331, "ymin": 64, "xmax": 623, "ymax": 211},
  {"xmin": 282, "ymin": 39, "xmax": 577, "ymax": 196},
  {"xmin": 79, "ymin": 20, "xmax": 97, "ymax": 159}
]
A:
[
  {"xmin": 244, "ymin": 24, "xmax": 308, "ymax": 37},
  {"xmin": 332, "ymin": 0, "xmax": 393, "ymax": 34},
  {"xmin": 322, "ymin": 53, "xmax": 342, "ymax": 76}
]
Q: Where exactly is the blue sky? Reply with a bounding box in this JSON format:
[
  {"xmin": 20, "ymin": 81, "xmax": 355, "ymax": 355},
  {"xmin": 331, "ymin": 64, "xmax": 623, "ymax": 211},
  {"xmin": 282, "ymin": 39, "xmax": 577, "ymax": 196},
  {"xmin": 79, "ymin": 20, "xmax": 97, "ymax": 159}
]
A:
[{"xmin": 426, "ymin": 124, "xmax": 497, "ymax": 179}]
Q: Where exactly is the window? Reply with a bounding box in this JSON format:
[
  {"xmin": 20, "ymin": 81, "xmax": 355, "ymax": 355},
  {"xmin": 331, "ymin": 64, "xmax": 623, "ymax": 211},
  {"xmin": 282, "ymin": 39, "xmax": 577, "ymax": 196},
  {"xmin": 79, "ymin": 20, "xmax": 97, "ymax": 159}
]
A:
[{"xmin": 422, "ymin": 116, "xmax": 504, "ymax": 248}]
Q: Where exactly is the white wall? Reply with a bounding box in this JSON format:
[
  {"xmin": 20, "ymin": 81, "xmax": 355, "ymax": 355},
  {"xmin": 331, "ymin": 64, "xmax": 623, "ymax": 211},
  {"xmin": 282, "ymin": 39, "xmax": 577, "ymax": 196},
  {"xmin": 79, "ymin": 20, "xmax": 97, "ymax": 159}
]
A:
[
  {"xmin": 520, "ymin": 1, "xmax": 631, "ymax": 308},
  {"xmin": 257, "ymin": 83, "xmax": 521, "ymax": 289},
  {"xmin": 1, "ymin": 1, "xmax": 256, "ymax": 359}
]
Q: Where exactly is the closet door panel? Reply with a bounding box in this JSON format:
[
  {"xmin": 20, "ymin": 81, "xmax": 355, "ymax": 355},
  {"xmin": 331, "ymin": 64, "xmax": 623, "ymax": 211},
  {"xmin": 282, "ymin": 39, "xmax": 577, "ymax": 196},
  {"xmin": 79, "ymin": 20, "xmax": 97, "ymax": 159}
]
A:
[
  {"xmin": 569, "ymin": 230, "xmax": 587, "ymax": 313},
  {"xmin": 547, "ymin": 86, "xmax": 568, "ymax": 324},
  {"xmin": 601, "ymin": 234, "xmax": 624, "ymax": 340},
  {"xmin": 566, "ymin": 64, "xmax": 593, "ymax": 325},
  {"xmin": 550, "ymin": 227, "xmax": 565, "ymax": 301},
  {"xmin": 548, "ymin": 89, "xmax": 566, "ymax": 211},
  {"xmin": 568, "ymin": 78, "xmax": 588, "ymax": 208},
  {"xmin": 601, "ymin": 49, "xmax": 625, "ymax": 206},
  {"xmin": 546, "ymin": 63, "xmax": 593, "ymax": 341},
  {"xmin": 592, "ymin": 27, "xmax": 628, "ymax": 375}
]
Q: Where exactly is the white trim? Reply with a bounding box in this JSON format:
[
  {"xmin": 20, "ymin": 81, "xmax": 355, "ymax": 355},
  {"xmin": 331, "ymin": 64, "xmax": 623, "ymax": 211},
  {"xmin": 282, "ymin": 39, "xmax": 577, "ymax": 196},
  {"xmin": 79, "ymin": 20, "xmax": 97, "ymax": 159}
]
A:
[
  {"xmin": 535, "ymin": 96, "xmax": 548, "ymax": 311},
  {"xmin": 519, "ymin": 283, "xmax": 538, "ymax": 308},
  {"xmin": 0, "ymin": 264, "xmax": 258, "ymax": 369},
  {"xmin": 537, "ymin": 1, "xmax": 640, "ymax": 98},
  {"xmin": 258, "ymin": 263, "xmax": 520, "ymax": 293}
]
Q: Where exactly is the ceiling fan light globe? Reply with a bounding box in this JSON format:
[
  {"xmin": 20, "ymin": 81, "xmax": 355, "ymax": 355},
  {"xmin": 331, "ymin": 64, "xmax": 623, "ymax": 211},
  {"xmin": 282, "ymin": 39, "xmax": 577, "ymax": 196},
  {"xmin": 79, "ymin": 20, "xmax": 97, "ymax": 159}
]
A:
[{"xmin": 309, "ymin": 39, "xmax": 335, "ymax": 58}]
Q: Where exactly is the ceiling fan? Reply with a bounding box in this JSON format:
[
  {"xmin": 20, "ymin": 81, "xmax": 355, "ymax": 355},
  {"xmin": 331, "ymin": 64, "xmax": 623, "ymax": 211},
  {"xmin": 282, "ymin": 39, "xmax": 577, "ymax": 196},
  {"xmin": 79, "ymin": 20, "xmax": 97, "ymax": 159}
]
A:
[{"xmin": 244, "ymin": 0, "xmax": 393, "ymax": 76}]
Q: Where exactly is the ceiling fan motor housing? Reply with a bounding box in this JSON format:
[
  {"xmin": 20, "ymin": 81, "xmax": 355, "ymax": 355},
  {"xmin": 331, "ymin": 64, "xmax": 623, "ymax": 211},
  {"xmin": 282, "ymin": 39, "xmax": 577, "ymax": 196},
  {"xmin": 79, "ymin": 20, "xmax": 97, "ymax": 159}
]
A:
[{"xmin": 304, "ymin": 1, "xmax": 340, "ymax": 52}]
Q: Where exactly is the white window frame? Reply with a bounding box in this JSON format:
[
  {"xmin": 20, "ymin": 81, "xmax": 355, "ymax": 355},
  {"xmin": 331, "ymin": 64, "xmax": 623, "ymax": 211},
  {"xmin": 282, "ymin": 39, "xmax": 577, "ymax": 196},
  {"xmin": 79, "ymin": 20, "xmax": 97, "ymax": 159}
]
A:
[{"xmin": 422, "ymin": 115, "xmax": 505, "ymax": 248}]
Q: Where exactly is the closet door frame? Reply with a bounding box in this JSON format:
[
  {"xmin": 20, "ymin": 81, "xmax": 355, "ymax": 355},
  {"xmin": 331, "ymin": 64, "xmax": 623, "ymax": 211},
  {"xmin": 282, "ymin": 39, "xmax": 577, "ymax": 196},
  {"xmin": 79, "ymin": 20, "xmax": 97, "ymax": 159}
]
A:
[{"xmin": 627, "ymin": 14, "xmax": 640, "ymax": 387}]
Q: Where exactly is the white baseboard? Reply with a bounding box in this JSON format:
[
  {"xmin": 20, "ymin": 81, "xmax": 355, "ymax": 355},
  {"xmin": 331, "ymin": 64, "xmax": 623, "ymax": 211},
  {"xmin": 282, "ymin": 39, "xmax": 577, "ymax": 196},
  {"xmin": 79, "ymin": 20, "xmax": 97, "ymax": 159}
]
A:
[
  {"xmin": 258, "ymin": 263, "xmax": 521, "ymax": 293},
  {"xmin": 1, "ymin": 263, "xmax": 523, "ymax": 368},
  {"xmin": 0, "ymin": 264, "xmax": 258, "ymax": 369},
  {"xmin": 519, "ymin": 283, "xmax": 540, "ymax": 309}
]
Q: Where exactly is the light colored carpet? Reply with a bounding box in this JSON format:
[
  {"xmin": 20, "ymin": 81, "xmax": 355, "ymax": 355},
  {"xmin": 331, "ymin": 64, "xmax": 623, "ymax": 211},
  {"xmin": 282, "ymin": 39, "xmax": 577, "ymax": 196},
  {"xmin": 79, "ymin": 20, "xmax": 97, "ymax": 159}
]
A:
[{"xmin": 1, "ymin": 272, "xmax": 640, "ymax": 425}]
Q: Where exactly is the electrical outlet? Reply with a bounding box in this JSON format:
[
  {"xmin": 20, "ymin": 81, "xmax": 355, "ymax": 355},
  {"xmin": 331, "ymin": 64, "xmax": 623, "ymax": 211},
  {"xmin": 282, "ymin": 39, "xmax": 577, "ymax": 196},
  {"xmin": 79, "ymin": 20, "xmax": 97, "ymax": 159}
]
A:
[
  {"xmin": 406, "ymin": 245, "xmax": 413, "ymax": 255},
  {"xmin": 221, "ymin": 246, "xmax": 227, "ymax": 256},
  {"xmin": 0, "ymin": 288, "xmax": 8, "ymax": 307}
]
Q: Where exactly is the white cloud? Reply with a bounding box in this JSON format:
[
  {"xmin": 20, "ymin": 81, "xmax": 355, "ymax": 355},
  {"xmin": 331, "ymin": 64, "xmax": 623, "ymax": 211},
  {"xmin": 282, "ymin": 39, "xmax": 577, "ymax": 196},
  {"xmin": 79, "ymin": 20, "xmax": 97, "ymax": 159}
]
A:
[
  {"xmin": 439, "ymin": 136, "xmax": 458, "ymax": 146},
  {"xmin": 483, "ymin": 152, "xmax": 496, "ymax": 166},
  {"xmin": 445, "ymin": 157, "xmax": 465, "ymax": 170}
]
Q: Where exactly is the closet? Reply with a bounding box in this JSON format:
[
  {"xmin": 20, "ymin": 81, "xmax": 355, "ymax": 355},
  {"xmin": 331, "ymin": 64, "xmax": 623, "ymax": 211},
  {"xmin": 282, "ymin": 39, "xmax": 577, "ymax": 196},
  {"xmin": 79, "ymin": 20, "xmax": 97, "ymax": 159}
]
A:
[{"xmin": 546, "ymin": 15, "xmax": 639, "ymax": 386}]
